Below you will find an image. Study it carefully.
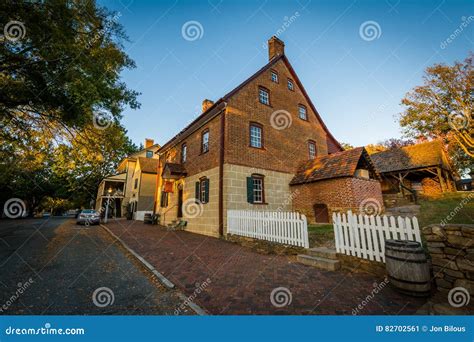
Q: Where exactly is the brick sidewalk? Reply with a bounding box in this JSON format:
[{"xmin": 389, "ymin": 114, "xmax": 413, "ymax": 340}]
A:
[{"xmin": 104, "ymin": 220, "xmax": 426, "ymax": 315}]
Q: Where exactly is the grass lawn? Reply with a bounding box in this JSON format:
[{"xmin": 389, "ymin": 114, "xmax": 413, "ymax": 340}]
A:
[
  {"xmin": 308, "ymin": 224, "xmax": 334, "ymax": 248},
  {"xmin": 306, "ymin": 192, "xmax": 473, "ymax": 248},
  {"xmin": 417, "ymin": 192, "xmax": 474, "ymax": 227}
]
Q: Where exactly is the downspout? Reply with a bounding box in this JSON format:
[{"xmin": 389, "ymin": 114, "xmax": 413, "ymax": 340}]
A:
[{"xmin": 218, "ymin": 102, "xmax": 228, "ymax": 237}]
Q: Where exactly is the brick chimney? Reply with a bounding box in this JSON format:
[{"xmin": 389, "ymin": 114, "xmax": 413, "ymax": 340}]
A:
[
  {"xmin": 202, "ymin": 99, "xmax": 214, "ymax": 113},
  {"xmin": 145, "ymin": 138, "xmax": 154, "ymax": 148},
  {"xmin": 268, "ymin": 36, "xmax": 285, "ymax": 60}
]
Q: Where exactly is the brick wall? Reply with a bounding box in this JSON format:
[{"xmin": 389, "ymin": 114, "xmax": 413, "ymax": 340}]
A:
[
  {"xmin": 291, "ymin": 177, "xmax": 383, "ymax": 223},
  {"xmin": 224, "ymin": 58, "xmax": 331, "ymax": 174},
  {"xmin": 159, "ymin": 114, "xmax": 221, "ymax": 178}
]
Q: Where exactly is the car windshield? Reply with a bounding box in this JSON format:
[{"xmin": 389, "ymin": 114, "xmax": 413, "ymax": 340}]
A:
[{"xmin": 81, "ymin": 210, "xmax": 96, "ymax": 214}]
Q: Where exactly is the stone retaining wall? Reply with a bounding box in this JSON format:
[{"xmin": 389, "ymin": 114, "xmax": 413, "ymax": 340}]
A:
[
  {"xmin": 422, "ymin": 224, "xmax": 474, "ymax": 295},
  {"xmin": 224, "ymin": 234, "xmax": 305, "ymax": 256}
]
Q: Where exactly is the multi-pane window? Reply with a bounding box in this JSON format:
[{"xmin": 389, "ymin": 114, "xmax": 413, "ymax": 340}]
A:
[
  {"xmin": 181, "ymin": 143, "xmax": 187, "ymax": 163},
  {"xmin": 252, "ymin": 177, "xmax": 264, "ymax": 203},
  {"xmin": 287, "ymin": 79, "xmax": 294, "ymax": 91},
  {"xmin": 271, "ymin": 71, "xmax": 278, "ymax": 83},
  {"xmin": 146, "ymin": 150, "xmax": 153, "ymax": 158},
  {"xmin": 249, "ymin": 123, "xmax": 262, "ymax": 148},
  {"xmin": 195, "ymin": 178, "xmax": 209, "ymax": 204},
  {"xmin": 298, "ymin": 105, "xmax": 307, "ymax": 120},
  {"xmin": 308, "ymin": 140, "xmax": 317, "ymax": 160},
  {"xmin": 246, "ymin": 175, "xmax": 265, "ymax": 204},
  {"xmin": 201, "ymin": 130, "xmax": 209, "ymax": 153},
  {"xmin": 259, "ymin": 87, "xmax": 270, "ymax": 105}
]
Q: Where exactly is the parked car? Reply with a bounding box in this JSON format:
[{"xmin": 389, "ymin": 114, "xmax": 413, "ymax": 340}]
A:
[
  {"xmin": 42, "ymin": 212, "xmax": 51, "ymax": 218},
  {"xmin": 76, "ymin": 209, "xmax": 100, "ymax": 225}
]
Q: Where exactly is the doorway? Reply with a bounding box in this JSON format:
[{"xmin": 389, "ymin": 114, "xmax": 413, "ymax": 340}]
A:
[
  {"xmin": 177, "ymin": 187, "xmax": 183, "ymax": 218},
  {"xmin": 313, "ymin": 203, "xmax": 329, "ymax": 223}
]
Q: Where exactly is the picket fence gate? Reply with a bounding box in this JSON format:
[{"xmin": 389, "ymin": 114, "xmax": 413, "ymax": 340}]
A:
[
  {"xmin": 332, "ymin": 211, "xmax": 422, "ymax": 263},
  {"xmin": 227, "ymin": 210, "xmax": 309, "ymax": 248}
]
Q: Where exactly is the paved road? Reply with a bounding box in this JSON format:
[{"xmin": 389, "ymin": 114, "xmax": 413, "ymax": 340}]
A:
[
  {"xmin": 0, "ymin": 218, "xmax": 191, "ymax": 315},
  {"xmin": 105, "ymin": 220, "xmax": 427, "ymax": 315}
]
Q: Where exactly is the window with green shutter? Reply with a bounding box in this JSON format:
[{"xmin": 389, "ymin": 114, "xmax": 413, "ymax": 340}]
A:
[
  {"xmin": 196, "ymin": 177, "xmax": 209, "ymax": 204},
  {"xmin": 247, "ymin": 174, "xmax": 265, "ymax": 204},
  {"xmin": 246, "ymin": 177, "xmax": 254, "ymax": 203}
]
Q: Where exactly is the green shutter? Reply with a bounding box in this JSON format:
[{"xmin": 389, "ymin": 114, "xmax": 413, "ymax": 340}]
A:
[
  {"xmin": 246, "ymin": 177, "xmax": 254, "ymax": 203},
  {"xmin": 204, "ymin": 178, "xmax": 210, "ymax": 203},
  {"xmin": 195, "ymin": 181, "xmax": 200, "ymax": 202}
]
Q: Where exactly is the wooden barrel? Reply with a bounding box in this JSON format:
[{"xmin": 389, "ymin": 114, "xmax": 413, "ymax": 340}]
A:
[{"xmin": 385, "ymin": 239, "xmax": 431, "ymax": 297}]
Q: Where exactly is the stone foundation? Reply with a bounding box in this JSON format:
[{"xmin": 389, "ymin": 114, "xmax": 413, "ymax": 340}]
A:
[{"xmin": 422, "ymin": 224, "xmax": 474, "ymax": 295}]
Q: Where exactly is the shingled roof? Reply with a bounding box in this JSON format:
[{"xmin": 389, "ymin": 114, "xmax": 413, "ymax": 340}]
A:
[
  {"xmin": 137, "ymin": 157, "xmax": 159, "ymax": 174},
  {"xmin": 370, "ymin": 140, "xmax": 450, "ymax": 174},
  {"xmin": 290, "ymin": 147, "xmax": 376, "ymax": 185}
]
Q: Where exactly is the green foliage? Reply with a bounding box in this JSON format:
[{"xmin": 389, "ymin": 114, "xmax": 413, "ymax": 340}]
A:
[
  {"xmin": 399, "ymin": 53, "xmax": 473, "ymax": 172},
  {"xmin": 0, "ymin": 0, "xmax": 140, "ymax": 213},
  {"xmin": 0, "ymin": 0, "xmax": 139, "ymax": 142}
]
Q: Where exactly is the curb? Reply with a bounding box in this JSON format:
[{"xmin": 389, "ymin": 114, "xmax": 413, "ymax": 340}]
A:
[
  {"xmin": 100, "ymin": 224, "xmax": 175, "ymax": 289},
  {"xmin": 99, "ymin": 224, "xmax": 209, "ymax": 316}
]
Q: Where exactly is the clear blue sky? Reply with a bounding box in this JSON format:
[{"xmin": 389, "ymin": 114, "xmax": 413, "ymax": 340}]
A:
[{"xmin": 100, "ymin": 0, "xmax": 473, "ymax": 148}]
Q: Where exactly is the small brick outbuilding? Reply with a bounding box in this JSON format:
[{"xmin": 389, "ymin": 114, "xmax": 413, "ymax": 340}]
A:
[{"xmin": 290, "ymin": 147, "xmax": 383, "ymax": 223}]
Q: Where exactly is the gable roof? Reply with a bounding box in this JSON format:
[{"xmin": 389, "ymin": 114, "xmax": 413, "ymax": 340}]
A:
[
  {"xmin": 157, "ymin": 53, "xmax": 342, "ymax": 153},
  {"xmin": 290, "ymin": 147, "xmax": 376, "ymax": 185},
  {"xmin": 370, "ymin": 140, "xmax": 451, "ymax": 174},
  {"xmin": 137, "ymin": 157, "xmax": 159, "ymax": 174}
]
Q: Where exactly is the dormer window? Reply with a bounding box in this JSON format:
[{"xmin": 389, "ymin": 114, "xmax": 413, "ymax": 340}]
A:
[
  {"xmin": 201, "ymin": 129, "xmax": 209, "ymax": 153},
  {"xmin": 259, "ymin": 87, "xmax": 270, "ymax": 105},
  {"xmin": 287, "ymin": 79, "xmax": 294, "ymax": 91},
  {"xmin": 298, "ymin": 105, "xmax": 308, "ymax": 120},
  {"xmin": 271, "ymin": 70, "xmax": 278, "ymax": 83},
  {"xmin": 308, "ymin": 140, "xmax": 317, "ymax": 160},
  {"xmin": 181, "ymin": 143, "xmax": 187, "ymax": 163}
]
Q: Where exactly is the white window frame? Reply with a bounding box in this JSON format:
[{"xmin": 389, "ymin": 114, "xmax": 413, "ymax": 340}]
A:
[{"xmin": 259, "ymin": 88, "xmax": 269, "ymax": 105}]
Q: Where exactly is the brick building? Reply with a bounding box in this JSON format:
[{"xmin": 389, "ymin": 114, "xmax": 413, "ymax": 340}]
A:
[{"xmin": 154, "ymin": 36, "xmax": 383, "ymax": 236}]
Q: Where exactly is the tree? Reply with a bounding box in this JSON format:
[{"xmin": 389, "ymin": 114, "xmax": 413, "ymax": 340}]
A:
[
  {"xmin": 0, "ymin": 0, "xmax": 139, "ymax": 144},
  {"xmin": 399, "ymin": 53, "xmax": 473, "ymax": 171},
  {"xmin": 340, "ymin": 142, "xmax": 354, "ymax": 150},
  {"xmin": 0, "ymin": 1, "xmax": 140, "ymax": 213}
]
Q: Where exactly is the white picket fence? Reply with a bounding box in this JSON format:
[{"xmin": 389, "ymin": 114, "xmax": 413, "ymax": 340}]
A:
[
  {"xmin": 332, "ymin": 211, "xmax": 422, "ymax": 263},
  {"xmin": 227, "ymin": 210, "xmax": 309, "ymax": 248}
]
